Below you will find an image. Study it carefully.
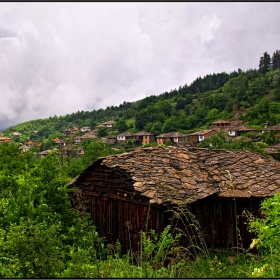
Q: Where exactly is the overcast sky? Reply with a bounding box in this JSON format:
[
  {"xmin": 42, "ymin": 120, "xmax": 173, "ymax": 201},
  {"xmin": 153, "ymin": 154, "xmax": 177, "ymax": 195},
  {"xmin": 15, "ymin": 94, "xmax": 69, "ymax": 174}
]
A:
[{"xmin": 0, "ymin": 2, "xmax": 279, "ymax": 130}]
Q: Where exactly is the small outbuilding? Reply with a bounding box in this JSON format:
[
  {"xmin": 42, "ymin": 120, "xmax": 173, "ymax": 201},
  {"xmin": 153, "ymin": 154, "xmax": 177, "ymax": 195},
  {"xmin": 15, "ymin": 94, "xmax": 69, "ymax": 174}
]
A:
[{"xmin": 68, "ymin": 146, "xmax": 280, "ymax": 254}]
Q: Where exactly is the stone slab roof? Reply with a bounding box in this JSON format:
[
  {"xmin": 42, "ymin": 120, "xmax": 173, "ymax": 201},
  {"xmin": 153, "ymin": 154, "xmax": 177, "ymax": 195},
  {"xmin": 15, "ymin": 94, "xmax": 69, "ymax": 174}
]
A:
[
  {"xmin": 264, "ymin": 123, "xmax": 280, "ymax": 131},
  {"xmin": 82, "ymin": 131, "xmax": 98, "ymax": 138},
  {"xmin": 232, "ymin": 125, "xmax": 256, "ymax": 132},
  {"xmin": 156, "ymin": 132, "xmax": 188, "ymax": 138},
  {"xmin": 117, "ymin": 132, "xmax": 135, "ymax": 137},
  {"xmin": 265, "ymin": 143, "xmax": 280, "ymax": 154},
  {"xmin": 188, "ymin": 129, "xmax": 214, "ymax": 136},
  {"xmin": 134, "ymin": 131, "xmax": 155, "ymax": 136},
  {"xmin": 212, "ymin": 120, "xmax": 231, "ymax": 124},
  {"xmin": 69, "ymin": 146, "xmax": 280, "ymax": 205},
  {"xmin": 38, "ymin": 150, "xmax": 52, "ymax": 155}
]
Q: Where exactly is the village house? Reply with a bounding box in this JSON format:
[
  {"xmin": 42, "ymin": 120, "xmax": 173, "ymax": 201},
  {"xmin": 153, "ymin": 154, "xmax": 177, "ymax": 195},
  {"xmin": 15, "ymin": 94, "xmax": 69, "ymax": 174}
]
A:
[
  {"xmin": 211, "ymin": 119, "xmax": 243, "ymax": 132},
  {"xmin": 96, "ymin": 120, "xmax": 115, "ymax": 129},
  {"xmin": 62, "ymin": 129, "xmax": 71, "ymax": 136},
  {"xmin": 68, "ymin": 146, "xmax": 280, "ymax": 254},
  {"xmin": 188, "ymin": 129, "xmax": 216, "ymax": 147},
  {"xmin": 82, "ymin": 131, "xmax": 98, "ymax": 139},
  {"xmin": 100, "ymin": 136, "xmax": 117, "ymax": 145},
  {"xmin": 80, "ymin": 126, "xmax": 91, "ymax": 132},
  {"xmin": 37, "ymin": 149, "xmax": 52, "ymax": 158},
  {"xmin": 62, "ymin": 129, "xmax": 78, "ymax": 136},
  {"xmin": 61, "ymin": 146, "xmax": 84, "ymax": 158},
  {"xmin": 133, "ymin": 131, "xmax": 155, "ymax": 145},
  {"xmin": 12, "ymin": 132, "xmax": 22, "ymax": 137},
  {"xmin": 24, "ymin": 141, "xmax": 36, "ymax": 147},
  {"xmin": 227, "ymin": 124, "xmax": 257, "ymax": 137},
  {"xmin": 156, "ymin": 132, "xmax": 188, "ymax": 145},
  {"xmin": 73, "ymin": 136, "xmax": 83, "ymax": 144},
  {"xmin": 265, "ymin": 143, "xmax": 280, "ymax": 155},
  {"xmin": 73, "ymin": 133, "xmax": 98, "ymax": 144},
  {"xmin": 211, "ymin": 120, "xmax": 232, "ymax": 131},
  {"xmin": 116, "ymin": 132, "xmax": 135, "ymax": 143},
  {"xmin": 262, "ymin": 123, "xmax": 280, "ymax": 139},
  {"xmin": 20, "ymin": 145, "xmax": 30, "ymax": 152},
  {"xmin": 109, "ymin": 136, "xmax": 117, "ymax": 145},
  {"xmin": 54, "ymin": 138, "xmax": 67, "ymax": 147},
  {"xmin": 0, "ymin": 137, "xmax": 12, "ymax": 143}
]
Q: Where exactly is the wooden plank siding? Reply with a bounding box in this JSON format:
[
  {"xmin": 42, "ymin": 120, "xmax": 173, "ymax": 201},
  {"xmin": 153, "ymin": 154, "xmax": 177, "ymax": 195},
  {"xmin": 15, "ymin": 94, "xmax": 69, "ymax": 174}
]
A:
[
  {"xmin": 83, "ymin": 192, "xmax": 161, "ymax": 253},
  {"xmin": 79, "ymin": 190, "xmax": 262, "ymax": 254}
]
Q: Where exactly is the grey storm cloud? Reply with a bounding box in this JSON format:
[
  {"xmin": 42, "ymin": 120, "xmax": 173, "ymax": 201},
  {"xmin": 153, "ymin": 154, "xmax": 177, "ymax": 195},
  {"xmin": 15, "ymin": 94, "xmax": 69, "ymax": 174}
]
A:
[{"xmin": 0, "ymin": 2, "xmax": 280, "ymax": 130}]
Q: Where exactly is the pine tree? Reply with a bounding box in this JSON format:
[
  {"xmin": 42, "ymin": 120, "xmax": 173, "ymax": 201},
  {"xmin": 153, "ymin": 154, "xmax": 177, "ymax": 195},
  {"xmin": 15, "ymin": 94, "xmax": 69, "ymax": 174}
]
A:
[
  {"xmin": 259, "ymin": 51, "xmax": 271, "ymax": 74},
  {"xmin": 272, "ymin": 50, "xmax": 280, "ymax": 70}
]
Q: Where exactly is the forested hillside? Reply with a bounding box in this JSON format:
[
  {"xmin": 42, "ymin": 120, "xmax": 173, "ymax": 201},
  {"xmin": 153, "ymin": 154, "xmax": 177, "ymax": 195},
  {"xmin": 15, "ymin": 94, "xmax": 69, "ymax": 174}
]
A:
[{"xmin": 3, "ymin": 50, "xmax": 280, "ymax": 143}]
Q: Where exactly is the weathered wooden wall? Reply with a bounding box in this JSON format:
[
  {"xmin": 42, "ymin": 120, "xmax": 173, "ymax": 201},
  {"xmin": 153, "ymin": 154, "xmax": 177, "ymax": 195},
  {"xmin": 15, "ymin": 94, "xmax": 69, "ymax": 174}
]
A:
[
  {"xmin": 84, "ymin": 193, "xmax": 162, "ymax": 253},
  {"xmin": 74, "ymin": 191, "xmax": 262, "ymax": 254}
]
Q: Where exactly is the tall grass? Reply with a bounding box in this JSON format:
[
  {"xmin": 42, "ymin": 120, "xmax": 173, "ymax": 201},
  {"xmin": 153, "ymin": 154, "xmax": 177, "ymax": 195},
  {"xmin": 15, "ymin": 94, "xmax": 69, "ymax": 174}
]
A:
[{"xmin": 120, "ymin": 203, "xmax": 213, "ymax": 278}]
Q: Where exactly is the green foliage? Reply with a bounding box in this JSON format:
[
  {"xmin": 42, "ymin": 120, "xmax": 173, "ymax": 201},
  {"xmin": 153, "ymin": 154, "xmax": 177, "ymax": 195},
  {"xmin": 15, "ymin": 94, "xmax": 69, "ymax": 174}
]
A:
[
  {"xmin": 272, "ymin": 50, "xmax": 280, "ymax": 70},
  {"xmin": 259, "ymin": 51, "xmax": 271, "ymax": 74},
  {"xmin": 115, "ymin": 119, "xmax": 128, "ymax": 133},
  {"xmin": 135, "ymin": 109, "xmax": 151, "ymax": 130},
  {"xmin": 142, "ymin": 142, "xmax": 158, "ymax": 148},
  {"xmin": 245, "ymin": 193, "xmax": 280, "ymax": 277},
  {"xmin": 81, "ymin": 141, "xmax": 122, "ymax": 167},
  {"xmin": 247, "ymin": 193, "xmax": 280, "ymax": 254},
  {"xmin": 97, "ymin": 127, "xmax": 108, "ymax": 137},
  {"xmin": 0, "ymin": 143, "xmax": 105, "ymax": 278},
  {"xmin": 162, "ymin": 116, "xmax": 178, "ymax": 133},
  {"xmin": 223, "ymin": 74, "xmax": 249, "ymax": 103}
]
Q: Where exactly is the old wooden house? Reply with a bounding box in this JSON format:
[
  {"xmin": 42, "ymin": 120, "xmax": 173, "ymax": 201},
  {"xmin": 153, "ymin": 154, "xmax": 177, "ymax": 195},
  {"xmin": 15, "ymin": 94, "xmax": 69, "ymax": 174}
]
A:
[
  {"xmin": 0, "ymin": 137, "xmax": 12, "ymax": 143},
  {"xmin": 62, "ymin": 128, "xmax": 78, "ymax": 136},
  {"xmin": 82, "ymin": 131, "xmax": 98, "ymax": 139},
  {"xmin": 20, "ymin": 144, "xmax": 30, "ymax": 152},
  {"xmin": 96, "ymin": 120, "xmax": 115, "ymax": 129},
  {"xmin": 117, "ymin": 132, "xmax": 135, "ymax": 143},
  {"xmin": 188, "ymin": 129, "xmax": 216, "ymax": 146},
  {"xmin": 37, "ymin": 149, "xmax": 52, "ymax": 158},
  {"xmin": 211, "ymin": 120, "xmax": 243, "ymax": 132},
  {"xmin": 265, "ymin": 143, "xmax": 280, "ymax": 155},
  {"xmin": 156, "ymin": 132, "xmax": 188, "ymax": 145},
  {"xmin": 133, "ymin": 131, "xmax": 155, "ymax": 145},
  {"xmin": 227, "ymin": 124, "xmax": 257, "ymax": 137},
  {"xmin": 24, "ymin": 141, "xmax": 36, "ymax": 147},
  {"xmin": 80, "ymin": 126, "xmax": 91, "ymax": 132},
  {"xmin": 68, "ymin": 146, "xmax": 280, "ymax": 254},
  {"xmin": 262, "ymin": 123, "xmax": 280, "ymax": 139},
  {"xmin": 12, "ymin": 132, "xmax": 22, "ymax": 137}
]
